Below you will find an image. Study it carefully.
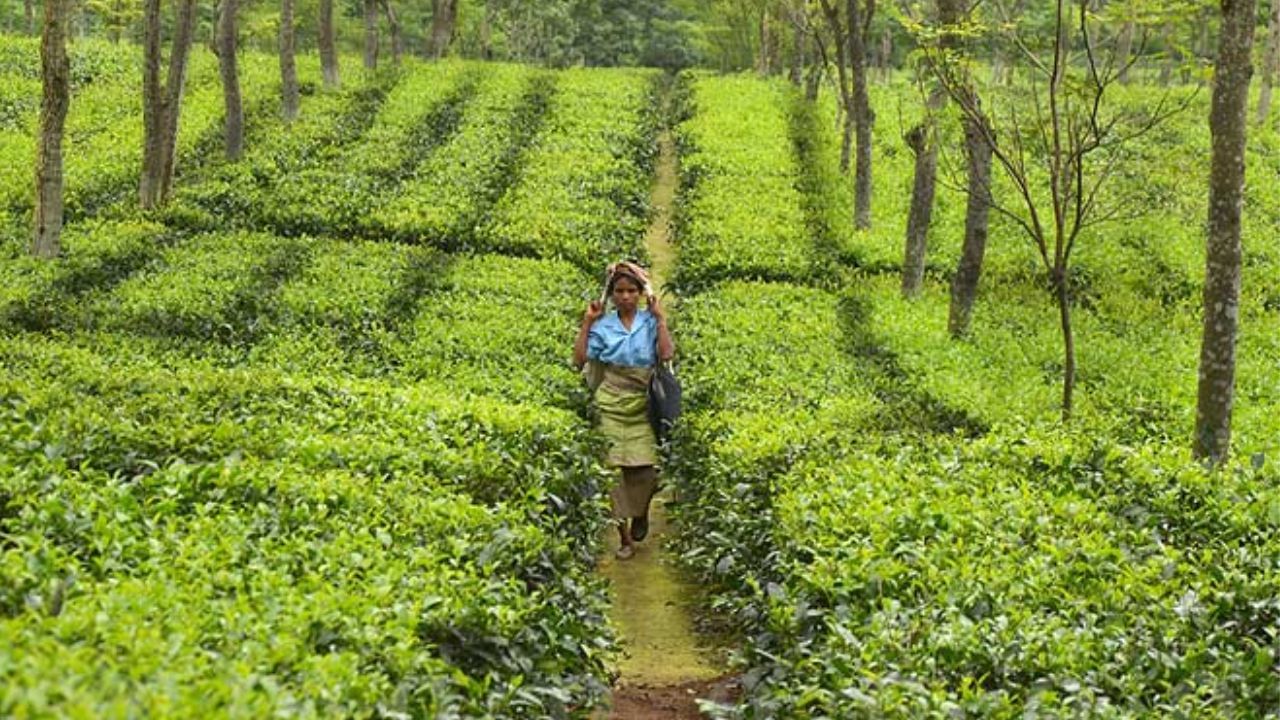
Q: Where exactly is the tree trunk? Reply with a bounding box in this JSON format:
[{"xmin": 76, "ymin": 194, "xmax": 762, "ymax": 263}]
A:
[
  {"xmin": 478, "ymin": 2, "xmax": 491, "ymax": 59},
  {"xmin": 363, "ymin": 0, "xmax": 378, "ymax": 70},
  {"xmin": 1055, "ymin": 266, "xmax": 1076, "ymax": 421},
  {"xmin": 757, "ymin": 10, "xmax": 772, "ymax": 74},
  {"xmin": 1116, "ymin": 21, "xmax": 1135, "ymax": 84},
  {"xmin": 280, "ymin": 0, "xmax": 299, "ymax": 122},
  {"xmin": 140, "ymin": 0, "xmax": 162, "ymax": 207},
  {"xmin": 140, "ymin": 0, "xmax": 196, "ymax": 209},
  {"xmin": 1160, "ymin": 23, "xmax": 1175, "ymax": 85},
  {"xmin": 33, "ymin": 0, "xmax": 69, "ymax": 259},
  {"xmin": 804, "ymin": 51, "xmax": 822, "ymax": 100},
  {"xmin": 879, "ymin": 27, "xmax": 892, "ymax": 82},
  {"xmin": 381, "ymin": 0, "xmax": 401, "ymax": 66},
  {"xmin": 948, "ymin": 108, "xmax": 993, "ymax": 337},
  {"xmin": 217, "ymin": 0, "xmax": 243, "ymax": 161},
  {"xmin": 848, "ymin": 0, "xmax": 873, "ymax": 230},
  {"xmin": 839, "ymin": 111, "xmax": 853, "ymax": 172},
  {"xmin": 319, "ymin": 0, "xmax": 339, "ymax": 87},
  {"xmin": 1257, "ymin": 0, "xmax": 1280, "ymax": 124},
  {"xmin": 901, "ymin": 123, "xmax": 938, "ymax": 296},
  {"xmin": 156, "ymin": 0, "xmax": 196, "ymax": 200},
  {"xmin": 427, "ymin": 0, "xmax": 457, "ymax": 59},
  {"xmin": 789, "ymin": 0, "xmax": 804, "ymax": 86},
  {"xmin": 1195, "ymin": 0, "xmax": 1256, "ymax": 464},
  {"xmin": 25, "ymin": 0, "xmax": 35, "ymax": 34}
]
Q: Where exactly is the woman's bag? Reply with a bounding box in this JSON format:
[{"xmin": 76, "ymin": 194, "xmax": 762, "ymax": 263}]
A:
[{"xmin": 647, "ymin": 357, "xmax": 681, "ymax": 444}]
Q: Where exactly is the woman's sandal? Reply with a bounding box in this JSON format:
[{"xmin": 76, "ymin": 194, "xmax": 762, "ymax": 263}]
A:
[{"xmin": 615, "ymin": 545, "xmax": 635, "ymax": 560}]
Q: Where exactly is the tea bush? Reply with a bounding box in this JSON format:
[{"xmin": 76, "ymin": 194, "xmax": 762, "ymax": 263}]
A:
[
  {"xmin": 376, "ymin": 64, "xmax": 554, "ymax": 248},
  {"xmin": 674, "ymin": 73, "xmax": 810, "ymax": 292},
  {"xmin": 670, "ymin": 72, "xmax": 1280, "ymax": 718},
  {"xmin": 479, "ymin": 67, "xmax": 660, "ymax": 269}
]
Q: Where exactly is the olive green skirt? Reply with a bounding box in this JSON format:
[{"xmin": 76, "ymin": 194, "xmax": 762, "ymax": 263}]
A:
[
  {"xmin": 589, "ymin": 363, "xmax": 659, "ymax": 519},
  {"xmin": 595, "ymin": 377, "xmax": 658, "ymax": 468}
]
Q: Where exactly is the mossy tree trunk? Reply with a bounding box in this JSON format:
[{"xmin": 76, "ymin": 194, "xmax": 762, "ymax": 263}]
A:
[
  {"xmin": 427, "ymin": 0, "xmax": 457, "ymax": 59},
  {"xmin": 1195, "ymin": 0, "xmax": 1256, "ymax": 464},
  {"xmin": 216, "ymin": 0, "xmax": 243, "ymax": 160},
  {"xmin": 363, "ymin": 0, "xmax": 378, "ymax": 70},
  {"xmin": 1257, "ymin": 0, "xmax": 1280, "ymax": 124},
  {"xmin": 140, "ymin": 0, "xmax": 197, "ymax": 209},
  {"xmin": 947, "ymin": 104, "xmax": 993, "ymax": 337},
  {"xmin": 318, "ymin": 0, "xmax": 339, "ymax": 88},
  {"xmin": 280, "ymin": 0, "xmax": 299, "ymax": 122},
  {"xmin": 33, "ymin": 0, "xmax": 69, "ymax": 259},
  {"xmin": 847, "ymin": 0, "xmax": 873, "ymax": 230}
]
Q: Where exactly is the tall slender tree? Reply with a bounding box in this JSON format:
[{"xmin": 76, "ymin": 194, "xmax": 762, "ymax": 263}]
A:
[
  {"xmin": 847, "ymin": 0, "xmax": 873, "ymax": 229},
  {"xmin": 25, "ymin": 0, "xmax": 36, "ymax": 34},
  {"xmin": 216, "ymin": 0, "xmax": 243, "ymax": 160},
  {"xmin": 428, "ymin": 0, "xmax": 458, "ymax": 58},
  {"xmin": 280, "ymin": 0, "xmax": 299, "ymax": 121},
  {"xmin": 1257, "ymin": 0, "xmax": 1280, "ymax": 123},
  {"xmin": 318, "ymin": 0, "xmax": 339, "ymax": 87},
  {"xmin": 363, "ymin": 0, "xmax": 378, "ymax": 69},
  {"xmin": 814, "ymin": 0, "xmax": 875, "ymax": 229},
  {"xmin": 140, "ymin": 0, "xmax": 198, "ymax": 209},
  {"xmin": 381, "ymin": 0, "xmax": 401, "ymax": 65},
  {"xmin": 1195, "ymin": 0, "xmax": 1257, "ymax": 464},
  {"xmin": 33, "ymin": 0, "xmax": 70, "ymax": 259},
  {"xmin": 901, "ymin": 0, "xmax": 961, "ymax": 298}
]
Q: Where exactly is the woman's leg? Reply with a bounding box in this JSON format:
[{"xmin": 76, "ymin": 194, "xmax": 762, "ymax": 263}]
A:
[{"xmin": 622, "ymin": 466, "xmax": 658, "ymax": 541}]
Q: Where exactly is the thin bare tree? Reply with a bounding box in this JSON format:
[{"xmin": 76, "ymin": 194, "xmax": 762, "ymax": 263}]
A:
[
  {"xmin": 380, "ymin": 0, "xmax": 401, "ymax": 66},
  {"xmin": 928, "ymin": 0, "xmax": 1190, "ymax": 419}
]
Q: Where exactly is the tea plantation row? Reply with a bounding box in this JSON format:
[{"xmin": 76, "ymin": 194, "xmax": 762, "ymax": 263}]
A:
[
  {"xmin": 1, "ymin": 39, "xmax": 661, "ymax": 717},
  {"xmin": 669, "ymin": 72, "xmax": 1279, "ymax": 717}
]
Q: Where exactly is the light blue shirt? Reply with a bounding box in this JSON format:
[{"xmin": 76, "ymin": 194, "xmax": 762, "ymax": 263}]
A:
[{"xmin": 587, "ymin": 310, "xmax": 658, "ymax": 368}]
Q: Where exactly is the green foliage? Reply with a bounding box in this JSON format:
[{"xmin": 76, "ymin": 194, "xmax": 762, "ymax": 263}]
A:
[
  {"xmin": 669, "ymin": 70, "xmax": 1280, "ymax": 717},
  {"xmin": 479, "ymin": 67, "xmax": 660, "ymax": 270},
  {"xmin": 0, "ymin": 219, "xmax": 169, "ymax": 331},
  {"xmin": 377, "ymin": 64, "xmax": 553, "ymax": 248},
  {"xmin": 0, "ymin": 44, "xmax": 283, "ymax": 223},
  {"xmin": 96, "ymin": 231, "xmax": 315, "ymax": 342},
  {"xmin": 675, "ymin": 73, "xmax": 812, "ymax": 292},
  {"xmin": 174, "ymin": 62, "xmax": 395, "ymax": 235}
]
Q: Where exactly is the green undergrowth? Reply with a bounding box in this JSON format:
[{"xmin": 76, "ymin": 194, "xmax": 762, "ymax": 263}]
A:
[{"xmin": 670, "ymin": 72, "xmax": 1280, "ymax": 718}]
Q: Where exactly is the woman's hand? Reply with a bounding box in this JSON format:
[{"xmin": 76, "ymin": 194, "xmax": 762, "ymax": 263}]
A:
[
  {"xmin": 583, "ymin": 300, "xmax": 605, "ymax": 325},
  {"xmin": 647, "ymin": 292, "xmax": 665, "ymax": 322}
]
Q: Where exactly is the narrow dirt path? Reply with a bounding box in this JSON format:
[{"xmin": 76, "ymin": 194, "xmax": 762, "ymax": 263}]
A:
[{"xmin": 596, "ymin": 124, "xmax": 738, "ymax": 719}]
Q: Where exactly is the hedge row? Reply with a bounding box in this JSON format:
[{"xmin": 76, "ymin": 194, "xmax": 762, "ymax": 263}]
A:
[
  {"xmin": 0, "ymin": 324, "xmax": 614, "ymax": 715},
  {"xmin": 173, "ymin": 60, "xmax": 393, "ymax": 235},
  {"xmin": 478, "ymin": 66, "xmax": 660, "ymax": 270},
  {"xmin": 376, "ymin": 64, "xmax": 554, "ymax": 248},
  {"xmin": 674, "ymin": 73, "xmax": 810, "ymax": 292},
  {"xmin": 669, "ymin": 279, "xmax": 1280, "ymax": 718},
  {"xmin": 177, "ymin": 59, "xmax": 469, "ymax": 238},
  {"xmin": 0, "ymin": 47, "xmax": 284, "ymax": 223}
]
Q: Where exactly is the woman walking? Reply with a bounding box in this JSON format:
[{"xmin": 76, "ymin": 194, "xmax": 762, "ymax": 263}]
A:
[{"xmin": 573, "ymin": 261, "xmax": 675, "ymax": 560}]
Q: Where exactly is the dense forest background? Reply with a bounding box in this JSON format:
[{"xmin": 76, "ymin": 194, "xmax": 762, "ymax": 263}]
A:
[{"xmin": 0, "ymin": 0, "xmax": 1263, "ymax": 75}]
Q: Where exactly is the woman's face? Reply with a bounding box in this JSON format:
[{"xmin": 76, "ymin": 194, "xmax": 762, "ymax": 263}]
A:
[{"xmin": 611, "ymin": 276, "xmax": 641, "ymax": 312}]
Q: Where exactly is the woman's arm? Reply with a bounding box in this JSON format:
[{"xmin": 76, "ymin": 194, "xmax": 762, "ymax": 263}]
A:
[
  {"xmin": 649, "ymin": 295, "xmax": 675, "ymax": 362},
  {"xmin": 573, "ymin": 301, "xmax": 604, "ymax": 370}
]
